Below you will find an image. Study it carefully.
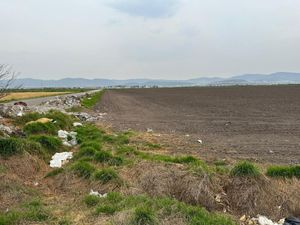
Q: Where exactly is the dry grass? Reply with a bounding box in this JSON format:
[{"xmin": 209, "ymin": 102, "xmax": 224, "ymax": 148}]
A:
[{"xmin": 1, "ymin": 92, "xmax": 69, "ymax": 101}]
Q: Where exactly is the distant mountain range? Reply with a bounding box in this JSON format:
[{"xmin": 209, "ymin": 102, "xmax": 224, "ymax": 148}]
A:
[{"xmin": 10, "ymin": 72, "xmax": 300, "ymax": 88}]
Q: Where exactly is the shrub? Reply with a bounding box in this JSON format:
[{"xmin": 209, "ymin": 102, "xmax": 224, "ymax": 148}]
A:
[
  {"xmin": 76, "ymin": 147, "xmax": 97, "ymax": 158},
  {"xmin": 131, "ymin": 206, "xmax": 157, "ymax": 225},
  {"xmin": 84, "ymin": 195, "xmax": 100, "ymax": 207},
  {"xmin": 94, "ymin": 150, "xmax": 113, "ymax": 163},
  {"xmin": 266, "ymin": 165, "xmax": 300, "ymax": 179},
  {"xmin": 23, "ymin": 122, "xmax": 57, "ymax": 135},
  {"xmin": 80, "ymin": 141, "xmax": 102, "ymax": 151},
  {"xmin": 94, "ymin": 168, "xmax": 119, "ymax": 183},
  {"xmin": 44, "ymin": 110, "xmax": 73, "ymax": 130},
  {"xmin": 72, "ymin": 161, "xmax": 95, "ymax": 178},
  {"xmin": 230, "ymin": 161, "xmax": 260, "ymax": 177},
  {"xmin": 95, "ymin": 205, "xmax": 117, "ymax": 215},
  {"xmin": 29, "ymin": 135, "xmax": 62, "ymax": 152}
]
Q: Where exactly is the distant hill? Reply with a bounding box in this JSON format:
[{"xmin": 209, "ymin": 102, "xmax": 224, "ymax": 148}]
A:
[{"xmin": 10, "ymin": 72, "xmax": 300, "ymax": 88}]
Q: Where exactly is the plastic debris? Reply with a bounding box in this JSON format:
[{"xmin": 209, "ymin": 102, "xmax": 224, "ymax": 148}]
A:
[
  {"xmin": 89, "ymin": 190, "xmax": 107, "ymax": 198},
  {"xmin": 73, "ymin": 122, "xmax": 82, "ymax": 127},
  {"xmin": 50, "ymin": 152, "xmax": 73, "ymax": 168},
  {"xmin": 257, "ymin": 215, "xmax": 284, "ymax": 225},
  {"xmin": 284, "ymin": 217, "xmax": 300, "ymax": 225},
  {"xmin": 58, "ymin": 130, "xmax": 69, "ymax": 139},
  {"xmin": 198, "ymin": 139, "xmax": 203, "ymax": 144},
  {"xmin": 58, "ymin": 130, "xmax": 77, "ymax": 146},
  {"xmin": 27, "ymin": 117, "xmax": 53, "ymax": 125},
  {"xmin": 147, "ymin": 128, "xmax": 153, "ymax": 133}
]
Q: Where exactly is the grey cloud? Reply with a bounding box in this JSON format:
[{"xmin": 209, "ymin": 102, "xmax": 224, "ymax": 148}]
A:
[{"xmin": 108, "ymin": 0, "xmax": 179, "ymax": 18}]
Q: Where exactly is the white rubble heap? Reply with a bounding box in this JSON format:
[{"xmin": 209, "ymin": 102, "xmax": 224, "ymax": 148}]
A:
[
  {"xmin": 69, "ymin": 112, "xmax": 107, "ymax": 122},
  {"xmin": 58, "ymin": 130, "xmax": 78, "ymax": 147},
  {"xmin": 50, "ymin": 152, "xmax": 73, "ymax": 168},
  {"xmin": 240, "ymin": 215, "xmax": 285, "ymax": 225}
]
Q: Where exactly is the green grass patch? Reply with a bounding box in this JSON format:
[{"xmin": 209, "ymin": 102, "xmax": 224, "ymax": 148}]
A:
[
  {"xmin": 0, "ymin": 199, "xmax": 50, "ymax": 225},
  {"xmin": 80, "ymin": 141, "xmax": 102, "ymax": 151},
  {"xmin": 89, "ymin": 192, "xmax": 235, "ymax": 225},
  {"xmin": 81, "ymin": 90, "xmax": 104, "ymax": 109},
  {"xmin": 29, "ymin": 135, "xmax": 62, "ymax": 152},
  {"xmin": 14, "ymin": 112, "xmax": 43, "ymax": 125},
  {"xmin": 23, "ymin": 122, "xmax": 57, "ymax": 135},
  {"xmin": 145, "ymin": 142, "xmax": 161, "ymax": 149},
  {"xmin": 75, "ymin": 125, "xmax": 104, "ymax": 143},
  {"xmin": 93, "ymin": 168, "xmax": 119, "ymax": 184},
  {"xmin": 75, "ymin": 147, "xmax": 97, "ymax": 158},
  {"xmin": 0, "ymin": 138, "xmax": 43, "ymax": 157},
  {"xmin": 266, "ymin": 165, "xmax": 300, "ymax": 179},
  {"xmin": 72, "ymin": 161, "xmax": 96, "ymax": 178},
  {"xmin": 45, "ymin": 168, "xmax": 64, "ymax": 178},
  {"xmin": 44, "ymin": 110, "xmax": 73, "ymax": 130},
  {"xmin": 230, "ymin": 161, "xmax": 260, "ymax": 177},
  {"xmin": 84, "ymin": 195, "xmax": 100, "ymax": 207}
]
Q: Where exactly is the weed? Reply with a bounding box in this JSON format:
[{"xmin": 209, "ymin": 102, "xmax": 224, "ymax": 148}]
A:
[
  {"xmin": 72, "ymin": 161, "xmax": 95, "ymax": 178},
  {"xmin": 29, "ymin": 135, "xmax": 62, "ymax": 152},
  {"xmin": 84, "ymin": 195, "xmax": 100, "ymax": 207},
  {"xmin": 145, "ymin": 142, "xmax": 161, "ymax": 149},
  {"xmin": 94, "ymin": 168, "xmax": 119, "ymax": 183},
  {"xmin": 102, "ymin": 134, "xmax": 129, "ymax": 145},
  {"xmin": 45, "ymin": 168, "xmax": 64, "ymax": 178},
  {"xmin": 108, "ymin": 156, "xmax": 124, "ymax": 166},
  {"xmin": 230, "ymin": 161, "xmax": 260, "ymax": 177},
  {"xmin": 23, "ymin": 122, "xmax": 57, "ymax": 135}
]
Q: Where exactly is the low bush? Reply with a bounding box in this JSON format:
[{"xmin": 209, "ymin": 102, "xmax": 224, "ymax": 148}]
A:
[
  {"xmin": 84, "ymin": 195, "xmax": 100, "ymax": 207},
  {"xmin": 266, "ymin": 165, "xmax": 300, "ymax": 179},
  {"xmin": 72, "ymin": 161, "xmax": 95, "ymax": 178},
  {"xmin": 94, "ymin": 168, "xmax": 119, "ymax": 183},
  {"xmin": 230, "ymin": 161, "xmax": 260, "ymax": 177},
  {"xmin": 29, "ymin": 135, "xmax": 62, "ymax": 152},
  {"xmin": 23, "ymin": 122, "xmax": 57, "ymax": 135}
]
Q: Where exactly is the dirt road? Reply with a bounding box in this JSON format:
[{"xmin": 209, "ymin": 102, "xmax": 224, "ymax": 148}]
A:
[{"xmin": 95, "ymin": 86, "xmax": 300, "ymax": 164}]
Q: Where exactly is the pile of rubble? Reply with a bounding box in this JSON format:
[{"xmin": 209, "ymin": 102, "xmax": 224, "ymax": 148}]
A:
[{"xmin": 69, "ymin": 112, "xmax": 107, "ymax": 122}]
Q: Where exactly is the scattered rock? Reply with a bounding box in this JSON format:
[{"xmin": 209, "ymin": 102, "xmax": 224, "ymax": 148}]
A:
[
  {"xmin": 50, "ymin": 152, "xmax": 73, "ymax": 168},
  {"xmin": 147, "ymin": 128, "xmax": 153, "ymax": 133},
  {"xmin": 58, "ymin": 130, "xmax": 77, "ymax": 147}
]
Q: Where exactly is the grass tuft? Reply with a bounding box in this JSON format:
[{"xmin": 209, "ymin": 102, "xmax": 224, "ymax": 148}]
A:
[
  {"xmin": 131, "ymin": 206, "xmax": 157, "ymax": 225},
  {"xmin": 72, "ymin": 161, "xmax": 95, "ymax": 178},
  {"xmin": 84, "ymin": 195, "xmax": 100, "ymax": 207},
  {"xmin": 23, "ymin": 122, "xmax": 57, "ymax": 135},
  {"xmin": 94, "ymin": 168, "xmax": 119, "ymax": 183},
  {"xmin": 29, "ymin": 135, "xmax": 62, "ymax": 152},
  {"xmin": 266, "ymin": 165, "xmax": 300, "ymax": 179},
  {"xmin": 230, "ymin": 161, "xmax": 260, "ymax": 177},
  {"xmin": 45, "ymin": 168, "xmax": 64, "ymax": 178}
]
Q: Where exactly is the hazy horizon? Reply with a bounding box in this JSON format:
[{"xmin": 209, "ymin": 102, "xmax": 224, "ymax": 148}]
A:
[{"xmin": 1, "ymin": 0, "xmax": 300, "ymax": 80}]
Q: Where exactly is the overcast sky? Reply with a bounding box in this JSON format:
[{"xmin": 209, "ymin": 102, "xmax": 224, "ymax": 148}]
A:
[{"xmin": 1, "ymin": 0, "xmax": 300, "ymax": 80}]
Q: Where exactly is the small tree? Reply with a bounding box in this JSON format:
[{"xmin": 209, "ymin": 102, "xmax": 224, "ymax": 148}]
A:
[{"xmin": 0, "ymin": 64, "xmax": 19, "ymax": 100}]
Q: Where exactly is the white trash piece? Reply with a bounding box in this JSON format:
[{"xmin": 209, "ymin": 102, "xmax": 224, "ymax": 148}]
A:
[
  {"xmin": 198, "ymin": 139, "xmax": 203, "ymax": 144},
  {"xmin": 89, "ymin": 190, "xmax": 107, "ymax": 198},
  {"xmin": 258, "ymin": 215, "xmax": 283, "ymax": 225},
  {"xmin": 50, "ymin": 152, "xmax": 73, "ymax": 168},
  {"xmin": 58, "ymin": 130, "xmax": 69, "ymax": 139},
  {"xmin": 73, "ymin": 122, "xmax": 83, "ymax": 127}
]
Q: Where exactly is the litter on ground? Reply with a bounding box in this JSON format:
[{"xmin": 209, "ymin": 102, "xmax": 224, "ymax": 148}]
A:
[
  {"xmin": 89, "ymin": 190, "xmax": 107, "ymax": 198},
  {"xmin": 50, "ymin": 152, "xmax": 73, "ymax": 168},
  {"xmin": 73, "ymin": 122, "xmax": 83, "ymax": 127}
]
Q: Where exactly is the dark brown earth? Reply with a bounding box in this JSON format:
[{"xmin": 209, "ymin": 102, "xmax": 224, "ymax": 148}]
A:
[{"xmin": 95, "ymin": 86, "xmax": 300, "ymax": 164}]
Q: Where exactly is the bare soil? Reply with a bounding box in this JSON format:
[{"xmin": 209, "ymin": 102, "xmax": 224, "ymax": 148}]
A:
[{"xmin": 95, "ymin": 86, "xmax": 300, "ymax": 164}]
